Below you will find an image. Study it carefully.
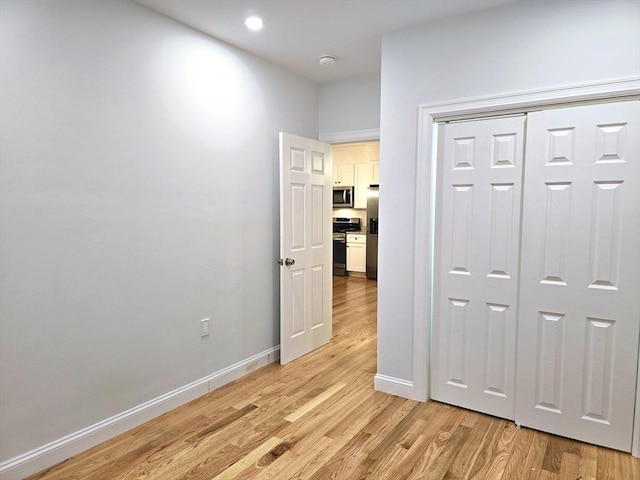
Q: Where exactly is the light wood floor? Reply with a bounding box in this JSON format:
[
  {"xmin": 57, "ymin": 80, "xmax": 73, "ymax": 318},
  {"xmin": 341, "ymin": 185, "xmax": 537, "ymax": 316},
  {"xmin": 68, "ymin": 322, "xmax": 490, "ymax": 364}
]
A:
[{"xmin": 29, "ymin": 276, "xmax": 640, "ymax": 479}]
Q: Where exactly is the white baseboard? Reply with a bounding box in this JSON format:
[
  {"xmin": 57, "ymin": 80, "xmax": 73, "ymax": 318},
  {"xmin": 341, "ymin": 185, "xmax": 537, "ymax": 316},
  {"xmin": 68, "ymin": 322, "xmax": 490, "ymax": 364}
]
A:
[
  {"xmin": 374, "ymin": 373, "xmax": 420, "ymax": 400},
  {"xmin": 0, "ymin": 347, "xmax": 280, "ymax": 480}
]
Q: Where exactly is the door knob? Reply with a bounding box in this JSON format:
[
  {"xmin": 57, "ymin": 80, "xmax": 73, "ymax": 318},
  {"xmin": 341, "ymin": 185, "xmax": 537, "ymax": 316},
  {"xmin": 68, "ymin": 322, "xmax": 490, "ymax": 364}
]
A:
[{"xmin": 285, "ymin": 258, "xmax": 295, "ymax": 266}]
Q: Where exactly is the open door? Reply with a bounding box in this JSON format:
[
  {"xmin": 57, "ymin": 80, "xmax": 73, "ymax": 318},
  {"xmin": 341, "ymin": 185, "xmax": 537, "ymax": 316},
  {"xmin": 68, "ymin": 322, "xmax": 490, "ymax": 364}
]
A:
[{"xmin": 279, "ymin": 133, "xmax": 333, "ymax": 364}]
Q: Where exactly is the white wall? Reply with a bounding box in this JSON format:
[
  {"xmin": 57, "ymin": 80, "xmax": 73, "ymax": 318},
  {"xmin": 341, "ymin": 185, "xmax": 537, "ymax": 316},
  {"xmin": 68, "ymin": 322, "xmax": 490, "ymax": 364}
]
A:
[
  {"xmin": 377, "ymin": 0, "xmax": 640, "ymax": 390},
  {"xmin": 319, "ymin": 74, "xmax": 381, "ymax": 135},
  {"xmin": 0, "ymin": 0, "xmax": 317, "ymax": 464}
]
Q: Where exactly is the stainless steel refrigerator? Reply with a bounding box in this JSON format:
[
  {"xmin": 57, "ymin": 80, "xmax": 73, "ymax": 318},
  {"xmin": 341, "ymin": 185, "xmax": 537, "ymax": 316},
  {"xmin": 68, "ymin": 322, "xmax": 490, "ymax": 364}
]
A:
[{"xmin": 366, "ymin": 185, "xmax": 379, "ymax": 280}]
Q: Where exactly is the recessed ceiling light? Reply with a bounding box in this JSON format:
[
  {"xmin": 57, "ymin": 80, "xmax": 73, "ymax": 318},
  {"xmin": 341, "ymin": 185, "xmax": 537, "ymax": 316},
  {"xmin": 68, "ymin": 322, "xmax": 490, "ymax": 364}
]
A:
[{"xmin": 245, "ymin": 16, "xmax": 263, "ymax": 31}]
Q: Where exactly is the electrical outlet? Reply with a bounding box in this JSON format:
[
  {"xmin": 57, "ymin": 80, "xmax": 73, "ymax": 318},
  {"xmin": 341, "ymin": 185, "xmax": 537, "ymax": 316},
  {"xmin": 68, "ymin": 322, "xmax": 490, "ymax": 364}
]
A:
[{"xmin": 201, "ymin": 318, "xmax": 210, "ymax": 337}]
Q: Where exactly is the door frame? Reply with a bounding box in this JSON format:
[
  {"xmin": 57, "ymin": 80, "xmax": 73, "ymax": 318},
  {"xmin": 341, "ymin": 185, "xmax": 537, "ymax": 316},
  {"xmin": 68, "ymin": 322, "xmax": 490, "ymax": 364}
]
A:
[
  {"xmin": 319, "ymin": 128, "xmax": 380, "ymax": 144},
  {"xmin": 413, "ymin": 77, "xmax": 640, "ymax": 453}
]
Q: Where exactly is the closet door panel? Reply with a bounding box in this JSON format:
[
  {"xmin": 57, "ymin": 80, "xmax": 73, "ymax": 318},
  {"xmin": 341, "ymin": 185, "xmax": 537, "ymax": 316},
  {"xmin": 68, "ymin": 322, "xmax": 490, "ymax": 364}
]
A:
[
  {"xmin": 516, "ymin": 101, "xmax": 640, "ymax": 451},
  {"xmin": 433, "ymin": 115, "xmax": 526, "ymax": 420}
]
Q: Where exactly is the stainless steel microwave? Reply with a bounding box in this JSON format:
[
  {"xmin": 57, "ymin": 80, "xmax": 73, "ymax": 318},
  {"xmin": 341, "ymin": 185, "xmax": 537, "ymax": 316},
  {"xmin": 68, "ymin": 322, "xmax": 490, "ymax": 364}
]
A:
[{"xmin": 333, "ymin": 186, "xmax": 354, "ymax": 208}]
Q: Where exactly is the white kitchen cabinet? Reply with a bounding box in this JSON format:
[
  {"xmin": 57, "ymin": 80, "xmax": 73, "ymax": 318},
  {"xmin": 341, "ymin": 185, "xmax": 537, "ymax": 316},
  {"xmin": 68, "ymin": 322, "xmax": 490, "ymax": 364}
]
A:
[
  {"xmin": 347, "ymin": 233, "xmax": 367, "ymax": 273},
  {"xmin": 354, "ymin": 163, "xmax": 371, "ymax": 209},
  {"xmin": 333, "ymin": 164, "xmax": 354, "ymax": 186},
  {"xmin": 354, "ymin": 163, "xmax": 379, "ymax": 209},
  {"xmin": 372, "ymin": 161, "xmax": 380, "ymax": 184}
]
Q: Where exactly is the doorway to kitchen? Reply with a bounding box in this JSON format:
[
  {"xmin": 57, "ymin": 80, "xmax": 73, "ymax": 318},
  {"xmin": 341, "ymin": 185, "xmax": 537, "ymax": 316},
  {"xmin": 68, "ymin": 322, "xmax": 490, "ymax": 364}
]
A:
[
  {"xmin": 327, "ymin": 138, "xmax": 380, "ymax": 362},
  {"xmin": 330, "ymin": 140, "xmax": 379, "ymax": 280},
  {"xmin": 278, "ymin": 132, "xmax": 379, "ymax": 366}
]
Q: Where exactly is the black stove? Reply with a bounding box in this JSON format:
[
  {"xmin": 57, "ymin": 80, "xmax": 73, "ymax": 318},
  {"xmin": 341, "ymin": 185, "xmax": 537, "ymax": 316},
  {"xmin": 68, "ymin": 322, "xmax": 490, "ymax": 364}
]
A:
[
  {"xmin": 333, "ymin": 218, "xmax": 361, "ymax": 276},
  {"xmin": 333, "ymin": 217, "xmax": 361, "ymax": 233}
]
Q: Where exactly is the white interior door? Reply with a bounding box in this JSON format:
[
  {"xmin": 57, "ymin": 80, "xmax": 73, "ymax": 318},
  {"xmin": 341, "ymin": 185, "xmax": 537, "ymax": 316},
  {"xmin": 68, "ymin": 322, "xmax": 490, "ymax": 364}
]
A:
[
  {"xmin": 432, "ymin": 115, "xmax": 526, "ymax": 420},
  {"xmin": 515, "ymin": 101, "xmax": 640, "ymax": 451},
  {"xmin": 279, "ymin": 133, "xmax": 333, "ymax": 365}
]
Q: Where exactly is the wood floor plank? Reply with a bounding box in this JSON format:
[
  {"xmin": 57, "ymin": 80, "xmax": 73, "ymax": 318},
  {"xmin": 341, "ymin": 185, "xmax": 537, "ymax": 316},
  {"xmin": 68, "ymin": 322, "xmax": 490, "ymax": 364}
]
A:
[
  {"xmin": 558, "ymin": 451, "xmax": 580, "ymax": 480},
  {"xmin": 405, "ymin": 409, "xmax": 467, "ymax": 480},
  {"xmin": 284, "ymin": 382, "xmax": 347, "ymax": 422},
  {"xmin": 25, "ymin": 277, "xmax": 640, "ymax": 480},
  {"xmin": 465, "ymin": 419, "xmax": 508, "ymax": 479},
  {"xmin": 500, "ymin": 425, "xmax": 535, "ymax": 480},
  {"xmin": 243, "ymin": 435, "xmax": 333, "ymax": 480},
  {"xmin": 212, "ymin": 436, "xmax": 283, "ymax": 480},
  {"xmin": 365, "ymin": 441, "xmax": 413, "ymax": 480},
  {"xmin": 307, "ymin": 431, "xmax": 371, "ymax": 480},
  {"xmin": 376, "ymin": 404, "xmax": 466, "ymax": 480},
  {"xmin": 418, "ymin": 424, "xmax": 473, "ymax": 480},
  {"xmin": 445, "ymin": 414, "xmax": 497, "ymax": 478},
  {"xmin": 480, "ymin": 422, "xmax": 518, "ymax": 480},
  {"xmin": 315, "ymin": 397, "xmax": 421, "ymax": 480},
  {"xmin": 397, "ymin": 400, "xmax": 449, "ymax": 450},
  {"xmin": 521, "ymin": 431, "xmax": 550, "ymax": 480},
  {"xmin": 364, "ymin": 402, "xmax": 424, "ymax": 468},
  {"xmin": 575, "ymin": 442, "xmax": 598, "ymax": 480},
  {"xmin": 324, "ymin": 391, "xmax": 393, "ymax": 440}
]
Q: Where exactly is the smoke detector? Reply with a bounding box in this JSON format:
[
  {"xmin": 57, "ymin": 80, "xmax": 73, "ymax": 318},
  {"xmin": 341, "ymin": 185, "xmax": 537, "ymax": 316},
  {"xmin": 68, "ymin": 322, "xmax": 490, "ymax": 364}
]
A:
[{"xmin": 318, "ymin": 55, "xmax": 336, "ymax": 67}]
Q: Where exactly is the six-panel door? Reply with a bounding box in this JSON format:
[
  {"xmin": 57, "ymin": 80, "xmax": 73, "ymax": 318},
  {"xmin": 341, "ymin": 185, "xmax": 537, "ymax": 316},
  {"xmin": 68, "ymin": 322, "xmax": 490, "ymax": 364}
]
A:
[
  {"xmin": 279, "ymin": 133, "xmax": 333, "ymax": 365},
  {"xmin": 433, "ymin": 101, "xmax": 640, "ymax": 451},
  {"xmin": 432, "ymin": 115, "xmax": 526, "ymax": 420},
  {"xmin": 516, "ymin": 101, "xmax": 640, "ymax": 451}
]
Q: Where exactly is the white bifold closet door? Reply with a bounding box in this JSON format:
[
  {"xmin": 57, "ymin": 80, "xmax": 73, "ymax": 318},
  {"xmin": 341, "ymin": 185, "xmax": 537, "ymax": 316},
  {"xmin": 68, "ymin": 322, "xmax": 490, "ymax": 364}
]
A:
[
  {"xmin": 433, "ymin": 100, "xmax": 640, "ymax": 451},
  {"xmin": 516, "ymin": 101, "xmax": 640, "ymax": 451},
  {"xmin": 432, "ymin": 115, "xmax": 526, "ymax": 421}
]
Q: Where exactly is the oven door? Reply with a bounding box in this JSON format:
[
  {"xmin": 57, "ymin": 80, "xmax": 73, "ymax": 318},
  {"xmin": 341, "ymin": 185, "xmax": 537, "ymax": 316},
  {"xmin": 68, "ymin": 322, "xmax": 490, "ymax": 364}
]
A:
[{"xmin": 332, "ymin": 233, "xmax": 348, "ymax": 276}]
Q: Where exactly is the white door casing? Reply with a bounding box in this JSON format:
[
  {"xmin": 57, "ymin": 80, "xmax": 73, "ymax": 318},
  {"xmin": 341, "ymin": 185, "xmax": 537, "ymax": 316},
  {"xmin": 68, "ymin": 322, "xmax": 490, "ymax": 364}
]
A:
[
  {"xmin": 515, "ymin": 101, "xmax": 640, "ymax": 451},
  {"xmin": 279, "ymin": 133, "xmax": 333, "ymax": 365},
  {"xmin": 432, "ymin": 115, "xmax": 526, "ymax": 420}
]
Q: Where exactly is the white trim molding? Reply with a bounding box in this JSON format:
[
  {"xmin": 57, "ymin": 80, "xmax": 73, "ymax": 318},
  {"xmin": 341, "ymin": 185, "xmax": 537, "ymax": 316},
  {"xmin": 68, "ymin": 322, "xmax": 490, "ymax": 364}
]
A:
[
  {"xmin": 412, "ymin": 76, "xmax": 640, "ymax": 446},
  {"xmin": 420, "ymin": 77, "xmax": 640, "ymax": 122},
  {"xmin": 634, "ymin": 333, "xmax": 640, "ymax": 458},
  {"xmin": 0, "ymin": 347, "xmax": 280, "ymax": 480},
  {"xmin": 319, "ymin": 128, "xmax": 380, "ymax": 144},
  {"xmin": 374, "ymin": 374, "xmax": 417, "ymax": 400}
]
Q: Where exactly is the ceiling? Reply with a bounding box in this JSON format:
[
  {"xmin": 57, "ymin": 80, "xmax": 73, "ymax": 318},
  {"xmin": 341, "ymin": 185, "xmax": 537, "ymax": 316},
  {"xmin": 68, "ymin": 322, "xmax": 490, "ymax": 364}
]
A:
[{"xmin": 136, "ymin": 0, "xmax": 520, "ymax": 83}]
